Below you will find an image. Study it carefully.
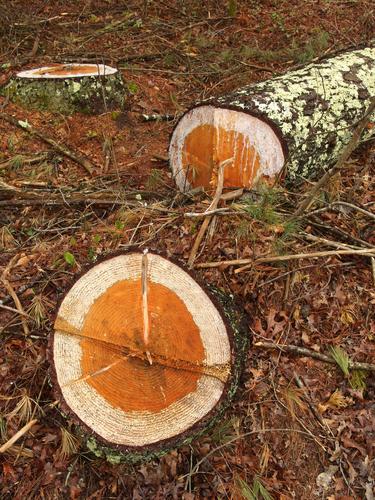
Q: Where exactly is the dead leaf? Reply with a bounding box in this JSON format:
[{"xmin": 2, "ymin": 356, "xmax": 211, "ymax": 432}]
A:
[
  {"xmin": 318, "ymin": 389, "xmax": 351, "ymax": 414},
  {"xmin": 316, "ymin": 465, "xmax": 338, "ymax": 489},
  {"xmin": 341, "ymin": 436, "xmax": 367, "ymax": 457}
]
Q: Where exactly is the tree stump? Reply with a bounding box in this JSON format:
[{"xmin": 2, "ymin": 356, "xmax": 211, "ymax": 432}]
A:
[
  {"xmin": 2, "ymin": 63, "xmax": 125, "ymax": 114},
  {"xmin": 169, "ymin": 46, "xmax": 375, "ymax": 192},
  {"xmin": 49, "ymin": 251, "xmax": 247, "ymax": 463}
]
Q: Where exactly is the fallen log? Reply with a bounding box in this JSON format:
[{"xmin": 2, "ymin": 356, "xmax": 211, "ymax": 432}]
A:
[
  {"xmin": 169, "ymin": 45, "xmax": 375, "ymax": 192},
  {"xmin": 49, "ymin": 251, "xmax": 247, "ymax": 463},
  {"xmin": 1, "ymin": 63, "xmax": 126, "ymax": 114}
]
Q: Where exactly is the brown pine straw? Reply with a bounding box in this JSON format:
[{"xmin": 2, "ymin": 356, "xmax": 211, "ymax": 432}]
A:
[{"xmin": 0, "ymin": 419, "xmax": 38, "ymax": 454}]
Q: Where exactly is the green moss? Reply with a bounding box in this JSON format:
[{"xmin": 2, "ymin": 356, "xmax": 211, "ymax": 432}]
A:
[{"xmin": 1, "ymin": 73, "xmax": 126, "ymax": 115}]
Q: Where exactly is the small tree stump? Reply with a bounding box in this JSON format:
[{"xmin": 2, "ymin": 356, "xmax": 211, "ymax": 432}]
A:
[
  {"xmin": 49, "ymin": 251, "xmax": 247, "ymax": 463},
  {"xmin": 169, "ymin": 46, "xmax": 375, "ymax": 192},
  {"xmin": 2, "ymin": 63, "xmax": 125, "ymax": 114}
]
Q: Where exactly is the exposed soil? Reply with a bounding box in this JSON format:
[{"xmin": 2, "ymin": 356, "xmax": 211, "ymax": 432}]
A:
[{"xmin": 0, "ymin": 1, "xmax": 374, "ymax": 499}]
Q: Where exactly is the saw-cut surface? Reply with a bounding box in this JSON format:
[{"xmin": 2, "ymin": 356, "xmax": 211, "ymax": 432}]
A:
[
  {"xmin": 17, "ymin": 63, "xmax": 118, "ymax": 79},
  {"xmin": 169, "ymin": 105, "xmax": 285, "ymax": 192},
  {"xmin": 52, "ymin": 253, "xmax": 232, "ymax": 448}
]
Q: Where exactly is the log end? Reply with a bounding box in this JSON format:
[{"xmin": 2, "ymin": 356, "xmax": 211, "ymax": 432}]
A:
[
  {"xmin": 169, "ymin": 105, "xmax": 285, "ymax": 192},
  {"xmin": 49, "ymin": 251, "xmax": 248, "ymax": 462}
]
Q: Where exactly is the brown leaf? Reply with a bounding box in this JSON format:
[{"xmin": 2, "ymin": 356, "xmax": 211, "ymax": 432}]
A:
[{"xmin": 341, "ymin": 436, "xmax": 367, "ymax": 457}]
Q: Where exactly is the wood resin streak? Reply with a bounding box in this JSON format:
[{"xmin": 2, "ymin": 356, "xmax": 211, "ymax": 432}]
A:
[{"xmin": 182, "ymin": 124, "xmax": 261, "ymax": 189}]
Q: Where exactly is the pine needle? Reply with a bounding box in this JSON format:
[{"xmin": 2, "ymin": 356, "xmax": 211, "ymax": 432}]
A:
[
  {"xmin": 28, "ymin": 294, "xmax": 47, "ymax": 328},
  {"xmin": 236, "ymin": 476, "xmax": 274, "ymax": 500},
  {"xmin": 318, "ymin": 389, "xmax": 351, "ymax": 413},
  {"xmin": 7, "ymin": 391, "xmax": 33, "ymax": 423},
  {"xmin": 329, "ymin": 346, "xmax": 350, "ymax": 377},
  {"xmin": 59, "ymin": 427, "xmax": 80, "ymax": 458}
]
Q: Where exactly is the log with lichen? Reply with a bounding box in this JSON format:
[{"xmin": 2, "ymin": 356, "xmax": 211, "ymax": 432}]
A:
[
  {"xmin": 1, "ymin": 63, "xmax": 126, "ymax": 115},
  {"xmin": 49, "ymin": 251, "xmax": 248, "ymax": 463},
  {"xmin": 169, "ymin": 45, "xmax": 375, "ymax": 192}
]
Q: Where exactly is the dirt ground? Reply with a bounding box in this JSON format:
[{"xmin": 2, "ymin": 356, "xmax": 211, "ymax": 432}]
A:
[{"xmin": 0, "ymin": 1, "xmax": 374, "ymax": 499}]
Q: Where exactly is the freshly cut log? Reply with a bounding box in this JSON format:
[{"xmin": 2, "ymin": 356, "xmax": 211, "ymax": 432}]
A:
[
  {"xmin": 169, "ymin": 46, "xmax": 375, "ymax": 192},
  {"xmin": 49, "ymin": 251, "xmax": 247, "ymax": 463},
  {"xmin": 2, "ymin": 63, "xmax": 125, "ymax": 114}
]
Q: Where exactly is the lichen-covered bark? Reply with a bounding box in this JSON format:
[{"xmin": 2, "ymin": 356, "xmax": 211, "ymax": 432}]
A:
[
  {"xmin": 68, "ymin": 288, "xmax": 248, "ymax": 464},
  {"xmin": 1, "ymin": 72, "xmax": 126, "ymax": 115},
  {"xmin": 203, "ymin": 45, "xmax": 375, "ymax": 182}
]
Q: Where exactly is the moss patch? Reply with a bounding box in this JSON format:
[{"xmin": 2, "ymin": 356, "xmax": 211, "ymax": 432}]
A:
[{"xmin": 1, "ymin": 73, "xmax": 126, "ymax": 115}]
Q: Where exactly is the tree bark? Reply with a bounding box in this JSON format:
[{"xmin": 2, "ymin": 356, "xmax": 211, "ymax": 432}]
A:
[
  {"xmin": 169, "ymin": 45, "xmax": 375, "ymax": 192},
  {"xmin": 49, "ymin": 251, "xmax": 247, "ymax": 463},
  {"xmin": 1, "ymin": 63, "xmax": 126, "ymax": 115}
]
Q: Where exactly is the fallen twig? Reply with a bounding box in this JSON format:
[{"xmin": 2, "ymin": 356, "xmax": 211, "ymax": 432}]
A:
[
  {"xmin": 0, "ymin": 303, "xmax": 32, "ymax": 318},
  {"xmin": 0, "ymin": 419, "xmax": 38, "ymax": 454},
  {"xmin": 187, "ymin": 158, "xmax": 233, "ymax": 268},
  {"xmin": 196, "ymin": 247, "xmax": 375, "ymax": 270},
  {"xmin": 293, "ymin": 372, "xmax": 329, "ymax": 430},
  {"xmin": 254, "ymin": 341, "xmax": 375, "ymax": 372},
  {"xmin": 302, "ymin": 233, "xmax": 365, "ymax": 250},
  {"xmin": 306, "ymin": 201, "xmax": 375, "ymax": 221},
  {"xmin": 0, "ymin": 153, "xmax": 50, "ymax": 170},
  {"xmin": 235, "ymin": 247, "xmax": 375, "ymax": 273},
  {"xmin": 1, "ymin": 255, "xmax": 29, "ymax": 335},
  {"xmin": 185, "ymin": 207, "xmax": 232, "ymax": 217},
  {"xmin": 0, "ymin": 112, "xmax": 95, "ymax": 175},
  {"xmin": 295, "ymin": 97, "xmax": 375, "ymax": 216}
]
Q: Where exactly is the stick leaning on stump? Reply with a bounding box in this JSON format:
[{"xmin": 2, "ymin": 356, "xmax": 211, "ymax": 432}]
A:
[
  {"xmin": 169, "ymin": 45, "xmax": 375, "ymax": 192},
  {"xmin": 49, "ymin": 251, "xmax": 247, "ymax": 463}
]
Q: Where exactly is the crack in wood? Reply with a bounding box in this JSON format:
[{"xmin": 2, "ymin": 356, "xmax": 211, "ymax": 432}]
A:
[{"xmin": 55, "ymin": 324, "xmax": 231, "ymax": 385}]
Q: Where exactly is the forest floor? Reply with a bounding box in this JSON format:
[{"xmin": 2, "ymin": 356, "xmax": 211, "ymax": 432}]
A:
[{"xmin": 0, "ymin": 1, "xmax": 374, "ymax": 499}]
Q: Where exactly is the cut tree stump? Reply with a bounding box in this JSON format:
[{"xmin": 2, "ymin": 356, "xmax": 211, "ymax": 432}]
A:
[
  {"xmin": 49, "ymin": 251, "xmax": 247, "ymax": 463},
  {"xmin": 169, "ymin": 45, "xmax": 375, "ymax": 192},
  {"xmin": 2, "ymin": 63, "xmax": 126, "ymax": 114}
]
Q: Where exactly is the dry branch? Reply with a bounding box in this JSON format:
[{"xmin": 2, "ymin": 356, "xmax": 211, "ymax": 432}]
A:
[
  {"xmin": 0, "ymin": 419, "xmax": 38, "ymax": 454},
  {"xmin": 196, "ymin": 248, "xmax": 375, "ymax": 270},
  {"xmin": 254, "ymin": 341, "xmax": 375, "ymax": 372},
  {"xmin": 0, "ymin": 112, "xmax": 95, "ymax": 174},
  {"xmin": 305, "ymin": 200, "xmax": 375, "ymax": 221},
  {"xmin": 1, "ymin": 255, "xmax": 29, "ymax": 335},
  {"xmin": 187, "ymin": 158, "xmax": 233, "ymax": 268}
]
